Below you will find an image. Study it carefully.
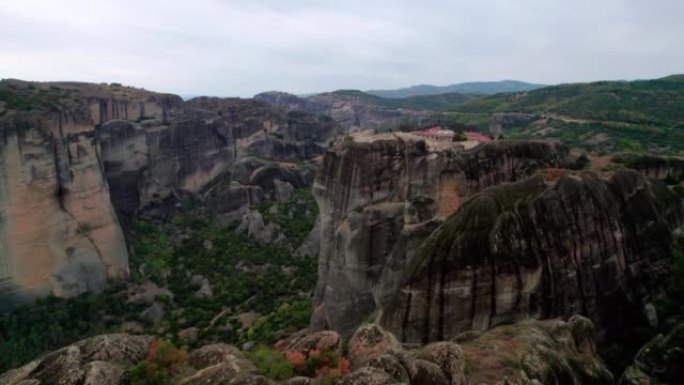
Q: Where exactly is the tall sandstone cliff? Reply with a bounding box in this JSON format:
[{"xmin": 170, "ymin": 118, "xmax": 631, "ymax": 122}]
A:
[
  {"xmin": 0, "ymin": 80, "xmax": 339, "ymax": 304},
  {"xmin": 311, "ymin": 134, "xmax": 684, "ymax": 343},
  {"xmin": 310, "ymin": 134, "xmax": 569, "ymax": 337},
  {"xmin": 0, "ymin": 81, "xmax": 180, "ymax": 302},
  {"xmin": 380, "ymin": 171, "xmax": 682, "ymax": 343}
]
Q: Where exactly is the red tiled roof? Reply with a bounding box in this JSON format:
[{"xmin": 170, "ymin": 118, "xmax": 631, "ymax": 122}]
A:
[{"xmin": 464, "ymin": 131, "xmax": 491, "ymax": 142}]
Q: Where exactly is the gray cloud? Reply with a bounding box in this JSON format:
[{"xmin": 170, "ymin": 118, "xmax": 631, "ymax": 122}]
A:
[{"xmin": 0, "ymin": 0, "xmax": 682, "ymax": 96}]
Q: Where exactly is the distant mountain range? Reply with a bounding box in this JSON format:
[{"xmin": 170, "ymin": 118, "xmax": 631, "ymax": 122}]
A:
[{"xmin": 366, "ymin": 80, "xmax": 547, "ymax": 98}]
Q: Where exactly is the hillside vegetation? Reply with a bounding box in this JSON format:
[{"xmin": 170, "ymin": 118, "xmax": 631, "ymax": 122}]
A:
[
  {"xmin": 0, "ymin": 191, "xmax": 319, "ymax": 373},
  {"xmin": 448, "ymin": 75, "xmax": 684, "ymax": 154},
  {"xmin": 454, "ymin": 75, "xmax": 684, "ymax": 126},
  {"xmin": 366, "ymin": 80, "xmax": 546, "ymax": 98}
]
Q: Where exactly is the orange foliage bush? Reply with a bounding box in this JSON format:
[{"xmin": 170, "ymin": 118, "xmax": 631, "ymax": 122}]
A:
[
  {"xmin": 285, "ymin": 350, "xmax": 307, "ymax": 367},
  {"xmin": 147, "ymin": 339, "xmax": 187, "ymax": 370},
  {"xmin": 282, "ymin": 347, "xmax": 350, "ymax": 379}
]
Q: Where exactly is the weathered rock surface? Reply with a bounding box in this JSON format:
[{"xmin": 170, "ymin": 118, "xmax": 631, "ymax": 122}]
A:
[
  {"xmin": 236, "ymin": 211, "xmax": 284, "ymax": 244},
  {"xmin": 0, "ymin": 319, "xmax": 617, "ymax": 385},
  {"xmin": 337, "ymin": 366, "xmax": 396, "ymax": 385},
  {"xmin": 365, "ymin": 353, "xmax": 411, "ymax": 383},
  {"xmin": 416, "ymin": 342, "xmax": 466, "ymax": 385},
  {"xmin": 459, "ymin": 316, "xmax": 614, "ymax": 385},
  {"xmin": 311, "ymin": 134, "xmax": 568, "ymax": 337},
  {"xmin": 612, "ymin": 153, "xmax": 684, "ymax": 182},
  {"xmin": 347, "ymin": 324, "xmax": 402, "ymax": 368},
  {"xmin": 0, "ymin": 80, "xmax": 179, "ymax": 304},
  {"xmin": 381, "ymin": 170, "xmax": 682, "ymax": 343},
  {"xmin": 285, "ymin": 330, "xmax": 342, "ymax": 354},
  {"xmin": 0, "ymin": 80, "xmax": 339, "ymax": 305},
  {"xmin": 0, "ymin": 333, "xmax": 152, "ymax": 385},
  {"xmin": 620, "ymin": 322, "xmax": 684, "ymax": 385},
  {"xmin": 338, "ymin": 320, "xmax": 611, "ymax": 385},
  {"xmin": 294, "ymin": 217, "xmax": 320, "ymax": 257},
  {"xmin": 255, "ymin": 91, "xmax": 429, "ymax": 133}
]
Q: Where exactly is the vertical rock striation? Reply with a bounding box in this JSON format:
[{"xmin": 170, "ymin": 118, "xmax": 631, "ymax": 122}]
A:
[
  {"xmin": 0, "ymin": 80, "xmax": 340, "ymax": 305},
  {"xmin": 380, "ymin": 170, "xmax": 682, "ymax": 343},
  {"xmin": 0, "ymin": 80, "xmax": 181, "ymax": 304},
  {"xmin": 310, "ymin": 134, "xmax": 567, "ymax": 337}
]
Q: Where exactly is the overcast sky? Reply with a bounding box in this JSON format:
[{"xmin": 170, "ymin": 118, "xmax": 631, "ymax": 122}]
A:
[{"xmin": 1, "ymin": 0, "xmax": 682, "ymax": 97}]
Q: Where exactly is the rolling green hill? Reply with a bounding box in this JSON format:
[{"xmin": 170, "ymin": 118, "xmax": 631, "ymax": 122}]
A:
[
  {"xmin": 452, "ymin": 75, "xmax": 684, "ymax": 127},
  {"xmin": 367, "ymin": 80, "xmax": 546, "ymax": 98},
  {"xmin": 446, "ymin": 75, "xmax": 684, "ymax": 154}
]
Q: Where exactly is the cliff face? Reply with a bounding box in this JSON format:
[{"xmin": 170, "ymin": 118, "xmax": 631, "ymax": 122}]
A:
[
  {"xmin": 380, "ymin": 171, "xmax": 682, "ymax": 343},
  {"xmin": 0, "ymin": 80, "xmax": 180, "ymax": 303},
  {"xmin": 310, "ymin": 134, "xmax": 568, "ymax": 337},
  {"xmin": 0, "ymin": 80, "xmax": 340, "ymax": 304},
  {"xmin": 99, "ymin": 97, "xmax": 339, "ymax": 225},
  {"xmin": 255, "ymin": 91, "xmax": 428, "ymax": 133}
]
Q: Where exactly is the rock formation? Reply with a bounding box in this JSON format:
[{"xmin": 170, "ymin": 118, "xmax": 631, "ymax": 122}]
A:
[
  {"xmin": 0, "ymin": 334, "xmax": 153, "ymax": 385},
  {"xmin": 0, "ymin": 319, "xmax": 615, "ymax": 385},
  {"xmin": 99, "ymin": 96, "xmax": 339, "ymax": 223},
  {"xmin": 619, "ymin": 322, "xmax": 684, "ymax": 385},
  {"xmin": 0, "ymin": 80, "xmax": 339, "ymax": 305},
  {"xmin": 255, "ymin": 91, "xmax": 429, "ymax": 133},
  {"xmin": 0, "ymin": 80, "xmax": 179, "ymax": 303},
  {"xmin": 310, "ymin": 134, "xmax": 568, "ymax": 337},
  {"xmin": 338, "ymin": 319, "xmax": 612, "ymax": 385},
  {"xmin": 380, "ymin": 170, "xmax": 682, "ymax": 343}
]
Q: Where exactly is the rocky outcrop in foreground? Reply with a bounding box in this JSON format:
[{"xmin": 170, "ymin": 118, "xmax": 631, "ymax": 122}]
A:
[
  {"xmin": 619, "ymin": 322, "xmax": 684, "ymax": 385},
  {"xmin": 0, "ymin": 334, "xmax": 153, "ymax": 385},
  {"xmin": 311, "ymin": 134, "xmax": 569, "ymax": 337},
  {"xmin": 0, "ymin": 318, "xmax": 614, "ymax": 385}
]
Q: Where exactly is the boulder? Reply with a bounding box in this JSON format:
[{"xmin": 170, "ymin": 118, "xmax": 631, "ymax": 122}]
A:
[
  {"xmin": 410, "ymin": 359, "xmax": 449, "ymax": 385},
  {"xmin": 619, "ymin": 366, "xmax": 653, "ymax": 385},
  {"xmin": 630, "ymin": 322, "xmax": 684, "ymax": 384},
  {"xmin": 178, "ymin": 327, "xmax": 200, "ymax": 344},
  {"xmin": 194, "ymin": 278, "xmax": 214, "ymax": 300},
  {"xmin": 286, "ymin": 330, "xmax": 342, "ymax": 355},
  {"xmin": 236, "ymin": 211, "xmax": 283, "ymax": 244},
  {"xmin": 337, "ymin": 366, "xmax": 396, "ymax": 385},
  {"xmin": 365, "ymin": 354, "xmax": 411, "ymax": 383},
  {"xmin": 187, "ymin": 344, "xmax": 250, "ymax": 370},
  {"xmin": 274, "ymin": 180, "xmax": 295, "ymax": 203},
  {"xmin": 0, "ymin": 334, "xmax": 152, "ymax": 385},
  {"xmin": 348, "ymin": 324, "xmax": 402, "ymax": 368},
  {"xmin": 459, "ymin": 319, "xmax": 613, "ymax": 385},
  {"xmin": 417, "ymin": 342, "xmax": 467, "ymax": 385},
  {"xmin": 140, "ymin": 302, "xmax": 165, "ymax": 325}
]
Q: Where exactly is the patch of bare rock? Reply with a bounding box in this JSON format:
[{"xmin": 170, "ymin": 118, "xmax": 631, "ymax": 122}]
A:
[{"xmin": 0, "ymin": 316, "xmax": 615, "ymax": 385}]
